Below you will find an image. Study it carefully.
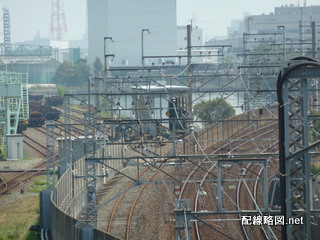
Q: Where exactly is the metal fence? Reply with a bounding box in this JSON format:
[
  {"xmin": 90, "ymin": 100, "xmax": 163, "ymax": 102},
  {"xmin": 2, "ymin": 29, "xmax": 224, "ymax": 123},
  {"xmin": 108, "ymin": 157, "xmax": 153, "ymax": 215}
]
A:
[{"xmin": 51, "ymin": 147, "xmax": 123, "ymax": 240}]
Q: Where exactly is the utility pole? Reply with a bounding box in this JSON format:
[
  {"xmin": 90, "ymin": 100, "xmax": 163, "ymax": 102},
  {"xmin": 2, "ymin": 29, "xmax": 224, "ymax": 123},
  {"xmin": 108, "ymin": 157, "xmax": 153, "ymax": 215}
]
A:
[
  {"xmin": 187, "ymin": 24, "xmax": 193, "ymax": 137},
  {"xmin": 104, "ymin": 37, "xmax": 115, "ymax": 73},
  {"xmin": 311, "ymin": 21, "xmax": 317, "ymax": 59},
  {"xmin": 141, "ymin": 29, "xmax": 151, "ymax": 68},
  {"xmin": 277, "ymin": 25, "xmax": 286, "ymax": 61}
]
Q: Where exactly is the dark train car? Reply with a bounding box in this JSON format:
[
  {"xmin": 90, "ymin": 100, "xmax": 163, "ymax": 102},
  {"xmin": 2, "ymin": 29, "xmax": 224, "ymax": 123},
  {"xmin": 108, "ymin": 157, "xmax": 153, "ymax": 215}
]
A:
[
  {"xmin": 17, "ymin": 120, "xmax": 29, "ymax": 133},
  {"xmin": 45, "ymin": 96, "xmax": 64, "ymax": 107},
  {"xmin": 39, "ymin": 106, "xmax": 61, "ymax": 120},
  {"xmin": 29, "ymin": 96, "xmax": 61, "ymax": 121},
  {"xmin": 29, "ymin": 101, "xmax": 42, "ymax": 109},
  {"xmin": 28, "ymin": 111, "xmax": 46, "ymax": 127},
  {"xmin": 29, "ymin": 94, "xmax": 44, "ymax": 102},
  {"xmin": 167, "ymin": 96, "xmax": 187, "ymax": 132},
  {"xmin": 29, "ymin": 105, "xmax": 61, "ymax": 121}
]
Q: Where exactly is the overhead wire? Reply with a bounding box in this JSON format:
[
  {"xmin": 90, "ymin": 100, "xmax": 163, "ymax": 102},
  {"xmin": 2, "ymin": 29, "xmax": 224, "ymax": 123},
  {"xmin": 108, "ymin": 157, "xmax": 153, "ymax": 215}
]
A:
[{"xmin": 107, "ymin": 48, "xmax": 281, "ymax": 237}]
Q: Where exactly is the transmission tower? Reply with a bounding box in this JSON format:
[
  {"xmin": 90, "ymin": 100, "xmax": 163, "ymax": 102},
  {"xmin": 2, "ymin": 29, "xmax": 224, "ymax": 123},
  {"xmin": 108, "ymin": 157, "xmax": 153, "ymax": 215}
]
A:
[
  {"xmin": 278, "ymin": 57, "xmax": 320, "ymax": 240},
  {"xmin": 2, "ymin": 8, "xmax": 11, "ymax": 49},
  {"xmin": 50, "ymin": 0, "xmax": 68, "ymax": 41}
]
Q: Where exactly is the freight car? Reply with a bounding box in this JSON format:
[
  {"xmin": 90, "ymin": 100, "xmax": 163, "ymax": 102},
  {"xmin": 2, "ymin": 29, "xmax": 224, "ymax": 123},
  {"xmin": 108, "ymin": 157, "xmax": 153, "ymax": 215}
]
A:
[
  {"xmin": 29, "ymin": 102, "xmax": 61, "ymax": 121},
  {"xmin": 28, "ymin": 111, "xmax": 46, "ymax": 127},
  {"xmin": 29, "ymin": 94, "xmax": 44, "ymax": 102},
  {"xmin": 17, "ymin": 120, "xmax": 29, "ymax": 133},
  {"xmin": 45, "ymin": 96, "xmax": 64, "ymax": 107},
  {"xmin": 38, "ymin": 106, "xmax": 61, "ymax": 121}
]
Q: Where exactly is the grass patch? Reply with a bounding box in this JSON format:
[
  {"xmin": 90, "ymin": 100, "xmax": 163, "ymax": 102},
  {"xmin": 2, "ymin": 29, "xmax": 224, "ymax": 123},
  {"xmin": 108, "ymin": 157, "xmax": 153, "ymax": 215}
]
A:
[
  {"xmin": 23, "ymin": 230, "xmax": 38, "ymax": 240},
  {"xmin": 311, "ymin": 163, "xmax": 320, "ymax": 176},
  {"xmin": 22, "ymin": 219, "xmax": 40, "ymax": 240},
  {"xmin": 1, "ymin": 177, "xmax": 11, "ymax": 182},
  {"xmin": 0, "ymin": 195, "xmax": 39, "ymax": 240},
  {"xmin": 21, "ymin": 153, "xmax": 42, "ymax": 161},
  {"xmin": 21, "ymin": 156, "xmax": 35, "ymax": 161},
  {"xmin": 28, "ymin": 176, "xmax": 47, "ymax": 194}
]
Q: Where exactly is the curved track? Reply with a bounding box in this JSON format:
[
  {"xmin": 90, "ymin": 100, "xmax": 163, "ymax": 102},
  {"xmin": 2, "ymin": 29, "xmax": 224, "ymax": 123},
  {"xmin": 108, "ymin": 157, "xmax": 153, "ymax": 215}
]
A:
[
  {"xmin": 178, "ymin": 121, "xmax": 278, "ymax": 240},
  {"xmin": 104, "ymin": 144, "xmax": 176, "ymax": 240},
  {"xmin": 94, "ymin": 114, "xmax": 279, "ymax": 239}
]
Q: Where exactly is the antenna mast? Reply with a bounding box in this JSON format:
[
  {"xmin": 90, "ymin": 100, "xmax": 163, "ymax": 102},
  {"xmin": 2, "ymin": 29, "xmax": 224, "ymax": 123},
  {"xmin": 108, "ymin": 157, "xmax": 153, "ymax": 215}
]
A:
[{"xmin": 50, "ymin": 0, "xmax": 68, "ymax": 41}]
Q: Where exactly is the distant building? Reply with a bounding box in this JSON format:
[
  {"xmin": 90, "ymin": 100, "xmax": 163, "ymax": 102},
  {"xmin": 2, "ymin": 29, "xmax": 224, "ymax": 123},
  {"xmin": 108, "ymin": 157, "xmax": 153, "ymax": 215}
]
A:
[
  {"xmin": 0, "ymin": 57, "xmax": 59, "ymax": 84},
  {"xmin": 206, "ymin": 4, "xmax": 320, "ymax": 54},
  {"xmin": 227, "ymin": 19, "xmax": 245, "ymax": 39},
  {"xmin": 244, "ymin": 4, "xmax": 320, "ymax": 41},
  {"xmin": 87, "ymin": 0, "xmax": 177, "ymax": 67}
]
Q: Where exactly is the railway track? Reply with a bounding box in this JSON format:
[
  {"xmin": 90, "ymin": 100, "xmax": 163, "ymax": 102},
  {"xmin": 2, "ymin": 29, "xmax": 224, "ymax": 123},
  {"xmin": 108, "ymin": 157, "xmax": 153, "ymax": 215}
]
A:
[
  {"xmin": 101, "ymin": 144, "xmax": 175, "ymax": 239},
  {"xmin": 0, "ymin": 128, "xmax": 48, "ymax": 195},
  {"xmin": 93, "ymin": 118, "xmax": 280, "ymax": 239},
  {"xmin": 101, "ymin": 130, "xmax": 204, "ymax": 239},
  {"xmin": 237, "ymin": 161, "xmax": 266, "ymax": 239},
  {"xmin": 0, "ymin": 161, "xmax": 46, "ymax": 195},
  {"xmin": 176, "ymin": 121, "xmax": 279, "ymax": 240},
  {"xmin": 235, "ymin": 136, "xmax": 280, "ymax": 240},
  {"xmin": 22, "ymin": 132, "xmax": 47, "ymax": 157},
  {"xmin": 224, "ymin": 134, "xmax": 276, "ymax": 240}
]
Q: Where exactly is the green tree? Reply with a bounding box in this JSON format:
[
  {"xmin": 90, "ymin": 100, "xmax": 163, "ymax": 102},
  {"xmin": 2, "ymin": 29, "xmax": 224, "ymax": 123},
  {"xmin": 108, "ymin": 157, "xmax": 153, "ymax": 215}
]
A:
[
  {"xmin": 53, "ymin": 61, "xmax": 74, "ymax": 86},
  {"xmin": 57, "ymin": 86, "xmax": 68, "ymax": 97},
  {"xmin": 93, "ymin": 57, "xmax": 103, "ymax": 75},
  {"xmin": 53, "ymin": 59, "xmax": 91, "ymax": 87},
  {"xmin": 193, "ymin": 97, "xmax": 235, "ymax": 124},
  {"xmin": 73, "ymin": 59, "xmax": 91, "ymax": 86}
]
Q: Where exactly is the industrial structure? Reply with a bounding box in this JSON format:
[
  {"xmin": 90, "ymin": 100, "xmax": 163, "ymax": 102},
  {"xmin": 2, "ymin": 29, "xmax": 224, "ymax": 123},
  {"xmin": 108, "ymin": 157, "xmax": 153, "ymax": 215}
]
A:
[
  {"xmin": 0, "ymin": 1, "xmax": 74, "ymax": 86},
  {"xmin": 0, "ymin": 71, "xmax": 28, "ymax": 157},
  {"xmin": 50, "ymin": 0, "xmax": 69, "ymax": 49},
  {"xmin": 0, "ymin": 1, "xmax": 318, "ymax": 239},
  {"xmin": 2, "ymin": 7, "xmax": 11, "ymax": 50},
  {"xmin": 43, "ymin": 1, "xmax": 320, "ymax": 235}
]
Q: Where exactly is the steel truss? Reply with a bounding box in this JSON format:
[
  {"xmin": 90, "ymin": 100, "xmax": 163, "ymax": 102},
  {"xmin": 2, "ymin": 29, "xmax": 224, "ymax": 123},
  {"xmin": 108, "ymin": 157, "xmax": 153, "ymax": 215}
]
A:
[
  {"xmin": 278, "ymin": 57, "xmax": 320, "ymax": 240},
  {"xmin": 46, "ymin": 120, "xmax": 56, "ymax": 189},
  {"xmin": 50, "ymin": 22, "xmax": 320, "ymax": 240},
  {"xmin": 174, "ymin": 158, "xmax": 270, "ymax": 240},
  {"xmin": 2, "ymin": 8, "xmax": 11, "ymax": 49},
  {"xmin": 63, "ymin": 64, "xmax": 277, "ymax": 238},
  {"xmin": 0, "ymin": 71, "xmax": 28, "ymax": 151},
  {"xmin": 63, "ymin": 95, "xmax": 73, "ymax": 168},
  {"xmin": 84, "ymin": 77, "xmax": 100, "ymax": 227}
]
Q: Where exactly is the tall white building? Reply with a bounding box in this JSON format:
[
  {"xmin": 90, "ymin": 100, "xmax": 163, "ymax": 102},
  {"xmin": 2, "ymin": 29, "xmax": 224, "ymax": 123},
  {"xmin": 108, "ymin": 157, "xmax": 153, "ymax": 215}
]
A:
[{"xmin": 87, "ymin": 0, "xmax": 177, "ymax": 67}]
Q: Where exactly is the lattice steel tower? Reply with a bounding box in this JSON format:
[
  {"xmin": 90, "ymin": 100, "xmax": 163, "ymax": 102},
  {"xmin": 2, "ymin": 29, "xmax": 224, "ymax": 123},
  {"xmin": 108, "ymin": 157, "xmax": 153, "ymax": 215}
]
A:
[
  {"xmin": 2, "ymin": 8, "xmax": 11, "ymax": 49},
  {"xmin": 50, "ymin": 0, "xmax": 68, "ymax": 41}
]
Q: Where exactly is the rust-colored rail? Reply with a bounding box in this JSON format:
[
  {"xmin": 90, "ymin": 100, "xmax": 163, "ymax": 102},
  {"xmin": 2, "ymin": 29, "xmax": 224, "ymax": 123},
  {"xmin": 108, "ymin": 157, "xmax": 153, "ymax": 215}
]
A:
[{"xmin": 0, "ymin": 161, "xmax": 47, "ymax": 195}]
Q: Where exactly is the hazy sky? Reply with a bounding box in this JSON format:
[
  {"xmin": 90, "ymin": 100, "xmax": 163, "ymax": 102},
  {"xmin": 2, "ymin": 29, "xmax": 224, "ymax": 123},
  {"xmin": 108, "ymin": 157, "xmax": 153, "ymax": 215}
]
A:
[{"xmin": 0, "ymin": 0, "xmax": 319, "ymax": 43}]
